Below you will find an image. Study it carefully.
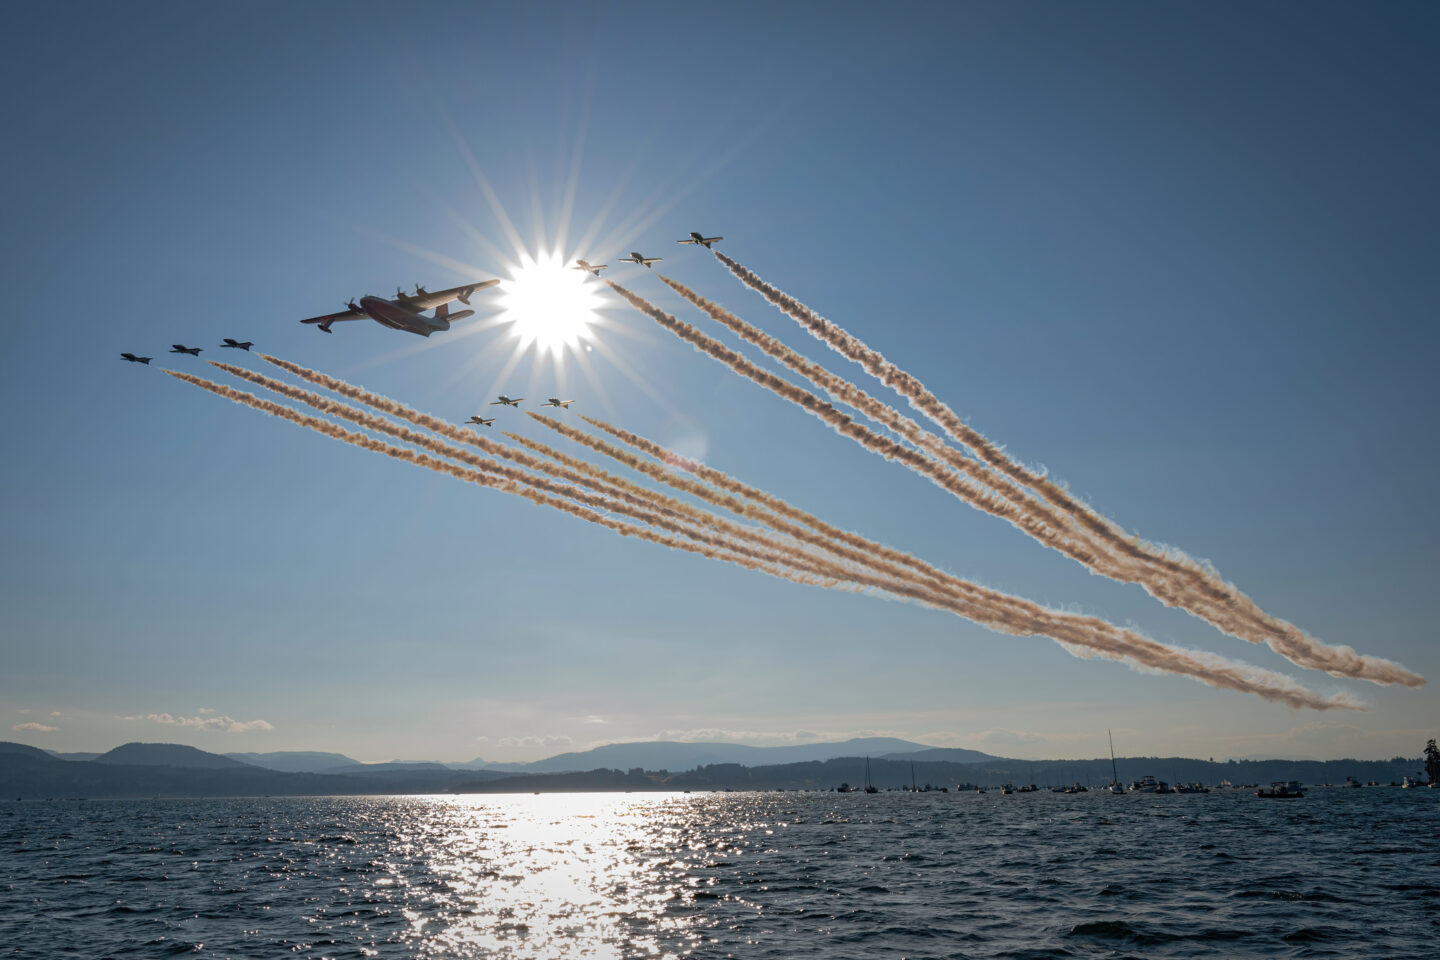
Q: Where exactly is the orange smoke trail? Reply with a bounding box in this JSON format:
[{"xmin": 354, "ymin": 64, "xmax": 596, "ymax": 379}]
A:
[
  {"xmin": 210, "ymin": 363, "xmax": 843, "ymax": 583},
  {"xmin": 655, "ymin": 275, "xmax": 1379, "ymax": 673},
  {"xmin": 169, "ymin": 370, "xmax": 838, "ymax": 588},
  {"xmin": 174, "ymin": 369, "xmax": 1357, "ymax": 709},
  {"xmin": 218, "ymin": 362, "xmax": 683, "ymax": 523},
  {"xmin": 518, "ymin": 413, "xmax": 1356, "ymax": 710},
  {"xmin": 710, "ymin": 253, "xmax": 1423, "ymax": 689},
  {"xmin": 605, "ymin": 281, "xmax": 1104, "ymax": 563}
]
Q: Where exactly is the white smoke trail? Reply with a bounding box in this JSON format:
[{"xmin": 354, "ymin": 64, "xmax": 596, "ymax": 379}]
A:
[
  {"xmin": 181, "ymin": 366, "xmax": 1356, "ymax": 709},
  {"xmin": 709, "ymin": 253, "xmax": 1423, "ymax": 689}
]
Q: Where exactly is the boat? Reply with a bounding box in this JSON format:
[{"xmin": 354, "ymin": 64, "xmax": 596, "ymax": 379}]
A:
[
  {"xmin": 863, "ymin": 757, "xmax": 878, "ymax": 794},
  {"xmin": 1401, "ymin": 775, "xmax": 1428, "ymax": 789},
  {"xmin": 1256, "ymin": 780, "xmax": 1304, "ymax": 798},
  {"xmin": 1107, "ymin": 729, "xmax": 1125, "ymax": 793},
  {"xmin": 1129, "ymin": 775, "xmax": 1161, "ymax": 793},
  {"xmin": 1173, "ymin": 782, "xmax": 1210, "ymax": 794}
]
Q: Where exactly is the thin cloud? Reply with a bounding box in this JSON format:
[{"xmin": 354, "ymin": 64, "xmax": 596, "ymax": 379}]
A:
[
  {"xmin": 125, "ymin": 712, "xmax": 274, "ymax": 733},
  {"xmin": 12, "ymin": 722, "xmax": 58, "ymax": 733},
  {"xmin": 498, "ymin": 735, "xmax": 573, "ymax": 749}
]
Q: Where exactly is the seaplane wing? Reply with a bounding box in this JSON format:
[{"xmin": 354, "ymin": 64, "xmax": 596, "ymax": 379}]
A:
[
  {"xmin": 406, "ymin": 279, "xmax": 500, "ymax": 311},
  {"xmin": 300, "ymin": 307, "xmax": 365, "ymax": 332}
]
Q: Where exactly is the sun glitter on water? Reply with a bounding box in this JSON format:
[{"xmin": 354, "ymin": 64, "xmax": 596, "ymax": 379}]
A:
[{"xmin": 496, "ymin": 251, "xmax": 603, "ymax": 358}]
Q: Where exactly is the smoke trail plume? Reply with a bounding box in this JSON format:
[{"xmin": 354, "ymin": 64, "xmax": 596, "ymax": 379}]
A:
[
  {"xmin": 179, "ymin": 367, "xmax": 1357, "ymax": 709},
  {"xmin": 655, "ymin": 274, "xmax": 1417, "ymax": 683},
  {"xmin": 210, "ymin": 363, "xmax": 850, "ymax": 585},
  {"xmin": 604, "ymin": 282, "xmax": 1109, "ymax": 565},
  {"xmin": 514, "ymin": 411, "xmax": 1355, "ymax": 710},
  {"xmin": 169, "ymin": 370, "xmax": 840, "ymax": 589},
  {"xmin": 710, "ymin": 253, "xmax": 1423, "ymax": 688}
]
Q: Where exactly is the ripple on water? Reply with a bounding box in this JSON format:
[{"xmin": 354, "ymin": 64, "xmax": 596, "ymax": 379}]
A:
[{"xmin": 1, "ymin": 790, "xmax": 1436, "ymax": 959}]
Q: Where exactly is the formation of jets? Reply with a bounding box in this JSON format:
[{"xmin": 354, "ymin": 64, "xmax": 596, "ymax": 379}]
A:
[
  {"xmin": 125, "ymin": 230, "xmax": 724, "ymax": 363},
  {"xmin": 300, "ymin": 279, "xmax": 499, "ymax": 337},
  {"xmin": 465, "ymin": 395, "xmax": 576, "ymax": 424},
  {"xmin": 123, "ymin": 339, "xmax": 255, "ymax": 363},
  {"xmin": 569, "ymin": 230, "xmax": 720, "ymax": 279},
  {"xmin": 484, "ymin": 395, "xmax": 576, "ymax": 409}
]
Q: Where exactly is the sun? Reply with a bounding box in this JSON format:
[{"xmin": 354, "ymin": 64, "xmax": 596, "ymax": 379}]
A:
[{"xmin": 496, "ymin": 250, "xmax": 603, "ymax": 358}]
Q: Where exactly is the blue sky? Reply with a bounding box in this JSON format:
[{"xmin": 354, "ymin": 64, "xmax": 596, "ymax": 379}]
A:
[{"xmin": 2, "ymin": 1, "xmax": 1437, "ymax": 762}]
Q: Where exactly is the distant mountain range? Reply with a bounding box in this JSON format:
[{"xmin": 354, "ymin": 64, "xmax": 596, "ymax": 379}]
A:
[
  {"xmin": 51, "ymin": 737, "xmax": 963, "ymax": 775},
  {"xmin": 513, "ymin": 737, "xmax": 961, "ymax": 773},
  {"xmin": 224, "ymin": 751, "xmax": 359, "ymax": 773},
  {"xmin": 5, "ymin": 738, "xmax": 1425, "ymax": 800}
]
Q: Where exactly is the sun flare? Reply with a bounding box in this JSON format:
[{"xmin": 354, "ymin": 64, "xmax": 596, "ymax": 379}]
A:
[{"xmin": 496, "ymin": 251, "xmax": 603, "ymax": 358}]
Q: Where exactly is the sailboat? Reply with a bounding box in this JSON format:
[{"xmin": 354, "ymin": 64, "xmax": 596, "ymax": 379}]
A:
[
  {"xmin": 864, "ymin": 757, "xmax": 879, "ymax": 793},
  {"xmin": 1107, "ymin": 729, "xmax": 1126, "ymax": 794}
]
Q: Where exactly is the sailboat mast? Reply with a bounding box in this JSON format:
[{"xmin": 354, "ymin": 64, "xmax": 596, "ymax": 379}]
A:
[{"xmin": 1108, "ymin": 729, "xmax": 1120, "ymax": 785}]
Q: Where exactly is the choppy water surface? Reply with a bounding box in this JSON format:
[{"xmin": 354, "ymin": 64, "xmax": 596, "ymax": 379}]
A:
[{"xmin": 2, "ymin": 789, "xmax": 1436, "ymax": 958}]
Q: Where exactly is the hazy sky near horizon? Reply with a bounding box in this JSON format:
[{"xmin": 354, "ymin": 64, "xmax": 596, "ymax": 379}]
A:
[{"xmin": 2, "ymin": 1, "xmax": 1437, "ymax": 764}]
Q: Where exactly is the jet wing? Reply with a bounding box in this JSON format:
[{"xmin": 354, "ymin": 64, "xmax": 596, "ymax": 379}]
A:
[{"xmin": 408, "ymin": 278, "xmax": 500, "ymax": 311}]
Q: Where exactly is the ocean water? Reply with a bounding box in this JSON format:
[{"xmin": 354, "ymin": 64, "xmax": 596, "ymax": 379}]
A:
[{"xmin": 1, "ymin": 789, "xmax": 1436, "ymax": 959}]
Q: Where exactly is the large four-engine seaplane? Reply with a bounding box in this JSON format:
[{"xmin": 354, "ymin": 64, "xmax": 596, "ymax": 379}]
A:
[
  {"xmin": 131, "ymin": 228, "xmax": 722, "ymax": 364},
  {"xmin": 300, "ymin": 279, "xmax": 499, "ymax": 337}
]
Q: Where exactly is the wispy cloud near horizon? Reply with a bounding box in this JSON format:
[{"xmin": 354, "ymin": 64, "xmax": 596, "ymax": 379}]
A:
[{"xmin": 124, "ymin": 713, "xmax": 274, "ymax": 733}]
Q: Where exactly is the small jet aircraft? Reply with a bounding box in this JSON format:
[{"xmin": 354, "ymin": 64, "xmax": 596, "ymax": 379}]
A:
[
  {"xmin": 541, "ymin": 398, "xmax": 575, "ymax": 409},
  {"xmin": 619, "ymin": 251, "xmax": 662, "ymax": 268},
  {"xmin": 677, "ymin": 231, "xmax": 723, "ymax": 248},
  {"xmin": 220, "ymin": 338, "xmax": 254, "ymax": 350},
  {"xmin": 300, "ymin": 279, "xmax": 499, "ymax": 337},
  {"xmin": 170, "ymin": 344, "xmax": 202, "ymax": 356},
  {"xmin": 490, "ymin": 395, "xmax": 524, "ymax": 407},
  {"xmin": 120, "ymin": 353, "xmax": 151, "ymax": 364},
  {"xmin": 573, "ymin": 259, "xmax": 607, "ymax": 276},
  {"xmin": 464, "ymin": 416, "xmax": 496, "ymax": 427}
]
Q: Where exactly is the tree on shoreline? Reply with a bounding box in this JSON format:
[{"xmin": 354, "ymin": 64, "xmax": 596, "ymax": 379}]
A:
[{"xmin": 1425, "ymin": 739, "xmax": 1440, "ymax": 785}]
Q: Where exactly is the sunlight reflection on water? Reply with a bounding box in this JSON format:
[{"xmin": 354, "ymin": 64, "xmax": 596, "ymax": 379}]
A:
[{"xmin": 384, "ymin": 794, "xmax": 703, "ymax": 959}]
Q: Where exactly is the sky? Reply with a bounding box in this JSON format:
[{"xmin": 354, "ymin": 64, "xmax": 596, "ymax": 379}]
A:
[{"xmin": 2, "ymin": 1, "xmax": 1437, "ymax": 764}]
